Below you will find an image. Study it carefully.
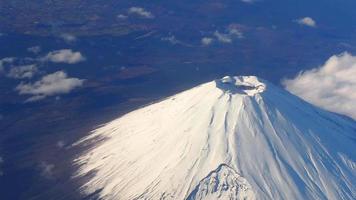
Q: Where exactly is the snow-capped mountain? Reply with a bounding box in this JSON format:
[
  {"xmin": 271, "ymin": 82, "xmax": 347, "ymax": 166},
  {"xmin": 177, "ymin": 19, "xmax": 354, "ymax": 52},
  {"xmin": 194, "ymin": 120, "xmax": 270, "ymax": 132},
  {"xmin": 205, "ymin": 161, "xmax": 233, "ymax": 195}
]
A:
[{"xmin": 74, "ymin": 76, "xmax": 356, "ymax": 200}]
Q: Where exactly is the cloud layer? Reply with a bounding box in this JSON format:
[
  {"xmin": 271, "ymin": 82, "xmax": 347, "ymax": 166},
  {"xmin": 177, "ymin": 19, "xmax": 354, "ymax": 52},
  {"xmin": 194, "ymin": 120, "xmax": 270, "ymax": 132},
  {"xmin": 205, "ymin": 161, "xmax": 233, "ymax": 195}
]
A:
[
  {"xmin": 16, "ymin": 71, "xmax": 84, "ymax": 102},
  {"xmin": 283, "ymin": 52, "xmax": 356, "ymax": 120},
  {"xmin": 41, "ymin": 49, "xmax": 85, "ymax": 64}
]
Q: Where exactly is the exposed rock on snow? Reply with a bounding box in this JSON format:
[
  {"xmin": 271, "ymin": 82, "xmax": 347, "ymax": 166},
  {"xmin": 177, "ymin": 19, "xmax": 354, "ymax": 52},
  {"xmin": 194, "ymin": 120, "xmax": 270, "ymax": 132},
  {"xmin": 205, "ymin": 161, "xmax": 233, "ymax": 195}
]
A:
[
  {"xmin": 187, "ymin": 164, "xmax": 255, "ymax": 200},
  {"xmin": 74, "ymin": 76, "xmax": 356, "ymax": 200},
  {"xmin": 216, "ymin": 76, "xmax": 265, "ymax": 96}
]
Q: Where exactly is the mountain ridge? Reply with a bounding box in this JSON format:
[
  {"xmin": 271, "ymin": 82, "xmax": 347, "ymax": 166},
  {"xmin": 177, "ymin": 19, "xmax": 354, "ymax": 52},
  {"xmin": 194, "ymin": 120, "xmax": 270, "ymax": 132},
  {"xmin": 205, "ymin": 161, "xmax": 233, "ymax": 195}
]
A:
[{"xmin": 74, "ymin": 76, "xmax": 356, "ymax": 200}]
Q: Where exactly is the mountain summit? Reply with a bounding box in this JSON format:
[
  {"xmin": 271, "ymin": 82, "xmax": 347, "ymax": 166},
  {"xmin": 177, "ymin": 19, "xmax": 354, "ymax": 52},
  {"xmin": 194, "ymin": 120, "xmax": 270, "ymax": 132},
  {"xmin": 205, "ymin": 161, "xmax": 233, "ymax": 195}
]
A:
[{"xmin": 74, "ymin": 76, "xmax": 356, "ymax": 200}]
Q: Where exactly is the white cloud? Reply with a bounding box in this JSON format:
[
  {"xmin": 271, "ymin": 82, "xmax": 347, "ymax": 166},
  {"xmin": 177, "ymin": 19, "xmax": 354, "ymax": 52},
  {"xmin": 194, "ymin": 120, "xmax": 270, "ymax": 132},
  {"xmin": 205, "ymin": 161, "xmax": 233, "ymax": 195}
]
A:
[
  {"xmin": 27, "ymin": 46, "xmax": 41, "ymax": 54},
  {"xmin": 15, "ymin": 71, "xmax": 84, "ymax": 102},
  {"xmin": 117, "ymin": 14, "xmax": 128, "ymax": 20},
  {"xmin": 41, "ymin": 49, "xmax": 86, "ymax": 64},
  {"xmin": 296, "ymin": 17, "xmax": 316, "ymax": 27},
  {"xmin": 228, "ymin": 26, "xmax": 244, "ymax": 39},
  {"xmin": 59, "ymin": 33, "xmax": 77, "ymax": 43},
  {"xmin": 201, "ymin": 37, "xmax": 214, "ymax": 46},
  {"xmin": 214, "ymin": 31, "xmax": 232, "ymax": 43},
  {"xmin": 213, "ymin": 26, "xmax": 243, "ymax": 44},
  {"xmin": 0, "ymin": 57, "xmax": 15, "ymax": 72},
  {"xmin": 128, "ymin": 7, "xmax": 154, "ymax": 19},
  {"xmin": 161, "ymin": 35, "xmax": 193, "ymax": 47},
  {"xmin": 7, "ymin": 64, "xmax": 38, "ymax": 79},
  {"xmin": 161, "ymin": 35, "xmax": 179, "ymax": 45},
  {"xmin": 283, "ymin": 52, "xmax": 356, "ymax": 120}
]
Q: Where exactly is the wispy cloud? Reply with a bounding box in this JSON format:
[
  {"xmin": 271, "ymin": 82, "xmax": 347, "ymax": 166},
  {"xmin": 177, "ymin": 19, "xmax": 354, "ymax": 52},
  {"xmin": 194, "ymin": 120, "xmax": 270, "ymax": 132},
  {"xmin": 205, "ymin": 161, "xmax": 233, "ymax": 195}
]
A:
[
  {"xmin": 7, "ymin": 64, "xmax": 38, "ymax": 79},
  {"xmin": 39, "ymin": 161, "xmax": 55, "ymax": 179},
  {"xmin": 128, "ymin": 7, "xmax": 154, "ymax": 19},
  {"xmin": 56, "ymin": 140, "xmax": 66, "ymax": 148},
  {"xmin": 15, "ymin": 71, "xmax": 84, "ymax": 102},
  {"xmin": 117, "ymin": 14, "xmax": 128, "ymax": 20},
  {"xmin": 27, "ymin": 46, "xmax": 41, "ymax": 54},
  {"xmin": 213, "ymin": 25, "xmax": 244, "ymax": 44},
  {"xmin": 283, "ymin": 52, "xmax": 356, "ymax": 119},
  {"xmin": 161, "ymin": 35, "xmax": 193, "ymax": 47},
  {"xmin": 227, "ymin": 26, "xmax": 244, "ymax": 38},
  {"xmin": 161, "ymin": 35, "xmax": 180, "ymax": 45},
  {"xmin": 59, "ymin": 33, "xmax": 77, "ymax": 43},
  {"xmin": 201, "ymin": 37, "xmax": 214, "ymax": 46},
  {"xmin": 0, "ymin": 57, "xmax": 16, "ymax": 72},
  {"xmin": 41, "ymin": 49, "xmax": 86, "ymax": 64},
  {"xmin": 296, "ymin": 17, "xmax": 316, "ymax": 27},
  {"xmin": 241, "ymin": 0, "xmax": 255, "ymax": 3},
  {"xmin": 214, "ymin": 31, "xmax": 232, "ymax": 43}
]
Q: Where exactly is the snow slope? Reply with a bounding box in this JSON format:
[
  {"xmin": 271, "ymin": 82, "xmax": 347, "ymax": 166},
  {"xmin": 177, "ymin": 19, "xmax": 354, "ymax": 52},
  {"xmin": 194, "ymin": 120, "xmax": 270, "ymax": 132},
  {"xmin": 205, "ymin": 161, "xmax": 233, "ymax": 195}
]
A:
[{"xmin": 74, "ymin": 76, "xmax": 356, "ymax": 200}]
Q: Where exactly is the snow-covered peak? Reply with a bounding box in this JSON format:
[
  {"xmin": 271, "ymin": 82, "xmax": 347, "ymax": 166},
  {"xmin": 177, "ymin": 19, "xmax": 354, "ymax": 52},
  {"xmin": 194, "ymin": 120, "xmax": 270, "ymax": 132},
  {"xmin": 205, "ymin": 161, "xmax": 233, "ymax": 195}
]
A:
[
  {"xmin": 73, "ymin": 75, "xmax": 356, "ymax": 200},
  {"xmin": 216, "ymin": 76, "xmax": 266, "ymax": 96}
]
